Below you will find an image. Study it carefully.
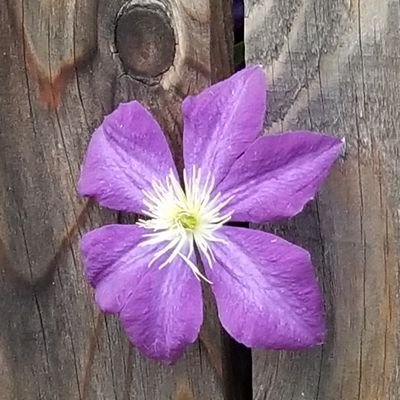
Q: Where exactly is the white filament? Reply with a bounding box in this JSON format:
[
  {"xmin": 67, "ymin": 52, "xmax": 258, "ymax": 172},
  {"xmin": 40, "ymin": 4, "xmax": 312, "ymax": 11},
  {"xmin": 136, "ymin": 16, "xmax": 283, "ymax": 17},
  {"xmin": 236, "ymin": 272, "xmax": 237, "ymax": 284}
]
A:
[{"xmin": 137, "ymin": 166, "xmax": 233, "ymax": 282}]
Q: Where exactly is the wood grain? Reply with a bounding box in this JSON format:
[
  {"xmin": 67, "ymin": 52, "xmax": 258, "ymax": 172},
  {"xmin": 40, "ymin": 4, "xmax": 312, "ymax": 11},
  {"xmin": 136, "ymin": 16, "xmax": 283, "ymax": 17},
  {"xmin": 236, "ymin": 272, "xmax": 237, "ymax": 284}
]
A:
[
  {"xmin": 245, "ymin": 0, "xmax": 400, "ymax": 399},
  {"xmin": 0, "ymin": 0, "xmax": 233, "ymax": 399}
]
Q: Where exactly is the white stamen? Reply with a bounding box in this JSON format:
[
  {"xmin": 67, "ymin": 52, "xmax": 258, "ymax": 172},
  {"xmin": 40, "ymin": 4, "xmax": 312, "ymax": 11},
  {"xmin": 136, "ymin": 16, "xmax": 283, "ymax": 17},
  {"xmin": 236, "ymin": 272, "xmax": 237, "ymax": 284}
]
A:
[
  {"xmin": 137, "ymin": 167, "xmax": 233, "ymax": 282},
  {"xmin": 178, "ymin": 252, "xmax": 213, "ymax": 284}
]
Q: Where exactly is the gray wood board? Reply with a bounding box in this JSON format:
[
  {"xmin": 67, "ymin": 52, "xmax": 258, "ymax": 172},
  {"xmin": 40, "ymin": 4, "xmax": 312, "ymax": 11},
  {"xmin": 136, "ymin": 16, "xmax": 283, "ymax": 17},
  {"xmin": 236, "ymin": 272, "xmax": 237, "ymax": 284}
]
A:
[
  {"xmin": 245, "ymin": 0, "xmax": 400, "ymax": 399},
  {"xmin": 0, "ymin": 0, "xmax": 234, "ymax": 399}
]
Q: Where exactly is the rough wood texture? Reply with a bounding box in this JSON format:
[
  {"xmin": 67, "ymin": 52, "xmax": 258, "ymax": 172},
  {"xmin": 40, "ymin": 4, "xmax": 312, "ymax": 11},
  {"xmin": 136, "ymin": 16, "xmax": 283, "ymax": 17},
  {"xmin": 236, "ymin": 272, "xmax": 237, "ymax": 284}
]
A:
[
  {"xmin": 0, "ymin": 0, "xmax": 233, "ymax": 399},
  {"xmin": 245, "ymin": 0, "xmax": 400, "ymax": 399}
]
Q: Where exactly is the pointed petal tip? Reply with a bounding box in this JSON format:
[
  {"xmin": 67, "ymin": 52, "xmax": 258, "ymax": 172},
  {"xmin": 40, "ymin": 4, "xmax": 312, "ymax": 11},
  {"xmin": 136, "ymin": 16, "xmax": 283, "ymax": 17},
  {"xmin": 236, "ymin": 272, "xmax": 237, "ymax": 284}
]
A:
[
  {"xmin": 134, "ymin": 344, "xmax": 186, "ymax": 365},
  {"xmin": 108, "ymin": 99, "xmax": 141, "ymax": 113},
  {"xmin": 227, "ymin": 314, "xmax": 326, "ymax": 351},
  {"xmin": 242, "ymin": 63, "xmax": 265, "ymax": 73},
  {"xmin": 102, "ymin": 100, "xmax": 157, "ymax": 131},
  {"xmin": 320, "ymin": 133, "xmax": 345, "ymax": 161},
  {"xmin": 305, "ymin": 131, "xmax": 345, "ymax": 158},
  {"xmin": 123, "ymin": 324, "xmax": 198, "ymax": 365},
  {"xmin": 234, "ymin": 64, "xmax": 266, "ymax": 86},
  {"xmin": 100, "ymin": 100, "xmax": 143, "ymax": 128}
]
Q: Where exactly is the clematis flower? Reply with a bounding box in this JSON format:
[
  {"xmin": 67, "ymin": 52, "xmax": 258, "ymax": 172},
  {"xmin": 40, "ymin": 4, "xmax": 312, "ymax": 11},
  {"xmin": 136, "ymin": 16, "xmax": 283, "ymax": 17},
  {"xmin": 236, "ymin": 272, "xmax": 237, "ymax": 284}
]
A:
[{"xmin": 78, "ymin": 66, "xmax": 342, "ymax": 363}]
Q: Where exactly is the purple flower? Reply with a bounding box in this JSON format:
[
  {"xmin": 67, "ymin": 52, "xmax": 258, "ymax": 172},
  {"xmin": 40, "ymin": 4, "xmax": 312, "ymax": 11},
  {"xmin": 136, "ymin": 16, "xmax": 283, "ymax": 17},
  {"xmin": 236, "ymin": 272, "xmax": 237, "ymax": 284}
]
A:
[{"xmin": 78, "ymin": 66, "xmax": 343, "ymax": 363}]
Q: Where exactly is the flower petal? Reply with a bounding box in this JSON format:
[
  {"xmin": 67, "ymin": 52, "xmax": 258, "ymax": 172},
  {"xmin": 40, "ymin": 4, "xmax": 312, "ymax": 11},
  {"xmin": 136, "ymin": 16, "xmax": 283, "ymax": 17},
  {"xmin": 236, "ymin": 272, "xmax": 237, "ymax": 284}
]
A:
[
  {"xmin": 217, "ymin": 131, "xmax": 343, "ymax": 223},
  {"xmin": 78, "ymin": 101, "xmax": 177, "ymax": 213},
  {"xmin": 120, "ymin": 254, "xmax": 203, "ymax": 363},
  {"xmin": 81, "ymin": 224, "xmax": 156, "ymax": 313},
  {"xmin": 202, "ymin": 226, "xmax": 325, "ymax": 349},
  {"xmin": 183, "ymin": 66, "xmax": 266, "ymax": 186},
  {"xmin": 81, "ymin": 224, "xmax": 202, "ymax": 363}
]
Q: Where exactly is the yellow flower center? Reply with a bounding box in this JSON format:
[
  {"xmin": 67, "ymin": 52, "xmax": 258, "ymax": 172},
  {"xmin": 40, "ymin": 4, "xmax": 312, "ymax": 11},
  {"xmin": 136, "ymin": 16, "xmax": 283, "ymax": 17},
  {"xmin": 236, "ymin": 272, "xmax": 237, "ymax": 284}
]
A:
[{"xmin": 176, "ymin": 211, "xmax": 198, "ymax": 231}]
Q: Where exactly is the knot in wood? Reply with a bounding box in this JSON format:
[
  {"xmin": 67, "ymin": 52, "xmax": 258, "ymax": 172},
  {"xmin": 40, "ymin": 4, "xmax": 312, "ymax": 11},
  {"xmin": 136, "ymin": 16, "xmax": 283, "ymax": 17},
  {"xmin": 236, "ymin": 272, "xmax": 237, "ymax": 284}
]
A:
[{"xmin": 115, "ymin": 4, "xmax": 175, "ymax": 79}]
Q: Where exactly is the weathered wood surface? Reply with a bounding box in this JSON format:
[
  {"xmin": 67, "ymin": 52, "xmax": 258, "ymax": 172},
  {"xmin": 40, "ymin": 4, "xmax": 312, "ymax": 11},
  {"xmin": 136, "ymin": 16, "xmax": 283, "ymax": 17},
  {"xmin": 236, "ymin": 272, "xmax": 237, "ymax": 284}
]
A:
[
  {"xmin": 245, "ymin": 0, "xmax": 400, "ymax": 399},
  {"xmin": 0, "ymin": 0, "xmax": 234, "ymax": 399}
]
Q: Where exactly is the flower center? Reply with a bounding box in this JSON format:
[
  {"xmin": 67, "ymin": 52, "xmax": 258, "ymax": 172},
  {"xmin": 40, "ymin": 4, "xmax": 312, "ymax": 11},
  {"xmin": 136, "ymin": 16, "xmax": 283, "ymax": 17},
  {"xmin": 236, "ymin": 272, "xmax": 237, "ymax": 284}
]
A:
[
  {"xmin": 137, "ymin": 166, "xmax": 233, "ymax": 282},
  {"xmin": 176, "ymin": 211, "xmax": 198, "ymax": 231}
]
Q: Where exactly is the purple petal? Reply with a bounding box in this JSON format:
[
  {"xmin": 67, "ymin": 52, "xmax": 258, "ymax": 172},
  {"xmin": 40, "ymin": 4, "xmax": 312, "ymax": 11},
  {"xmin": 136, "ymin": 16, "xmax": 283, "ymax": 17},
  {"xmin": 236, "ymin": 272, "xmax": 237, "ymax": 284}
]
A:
[
  {"xmin": 81, "ymin": 224, "xmax": 152, "ymax": 311},
  {"xmin": 183, "ymin": 66, "xmax": 266, "ymax": 186},
  {"xmin": 78, "ymin": 101, "xmax": 177, "ymax": 213},
  {"xmin": 202, "ymin": 226, "xmax": 325, "ymax": 349},
  {"xmin": 217, "ymin": 131, "xmax": 343, "ymax": 223},
  {"xmin": 120, "ymin": 254, "xmax": 203, "ymax": 363},
  {"xmin": 81, "ymin": 224, "xmax": 202, "ymax": 363},
  {"xmin": 81, "ymin": 224, "xmax": 146, "ymax": 288}
]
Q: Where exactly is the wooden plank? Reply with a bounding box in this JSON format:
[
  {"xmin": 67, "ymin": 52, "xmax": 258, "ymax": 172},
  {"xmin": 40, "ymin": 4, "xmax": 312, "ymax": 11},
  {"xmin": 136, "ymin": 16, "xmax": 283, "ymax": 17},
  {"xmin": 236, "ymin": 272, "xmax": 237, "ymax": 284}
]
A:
[
  {"xmin": 245, "ymin": 0, "xmax": 400, "ymax": 399},
  {"xmin": 0, "ymin": 0, "xmax": 234, "ymax": 399}
]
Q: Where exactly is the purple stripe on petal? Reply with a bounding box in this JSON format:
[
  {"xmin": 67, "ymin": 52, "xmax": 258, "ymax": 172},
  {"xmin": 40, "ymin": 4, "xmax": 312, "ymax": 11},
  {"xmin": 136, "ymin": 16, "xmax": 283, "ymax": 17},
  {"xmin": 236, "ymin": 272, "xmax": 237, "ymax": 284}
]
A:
[
  {"xmin": 217, "ymin": 131, "xmax": 343, "ymax": 223},
  {"xmin": 183, "ymin": 66, "xmax": 267, "ymax": 186},
  {"xmin": 81, "ymin": 224, "xmax": 202, "ymax": 363},
  {"xmin": 202, "ymin": 226, "xmax": 325, "ymax": 349},
  {"xmin": 78, "ymin": 101, "xmax": 177, "ymax": 213}
]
